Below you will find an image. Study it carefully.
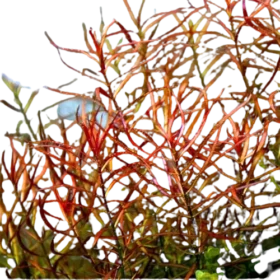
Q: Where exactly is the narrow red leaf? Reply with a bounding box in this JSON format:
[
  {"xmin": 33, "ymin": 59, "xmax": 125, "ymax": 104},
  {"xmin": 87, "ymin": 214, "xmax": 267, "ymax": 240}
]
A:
[
  {"xmin": 263, "ymin": 56, "xmax": 280, "ymax": 91},
  {"xmin": 117, "ymin": 21, "xmax": 133, "ymax": 43},
  {"xmin": 98, "ymin": 48, "xmax": 105, "ymax": 77},
  {"xmin": 90, "ymin": 228, "xmax": 107, "ymax": 247},
  {"xmin": 240, "ymin": 0, "xmax": 249, "ymax": 17},
  {"xmin": 95, "ymin": 86, "xmax": 110, "ymax": 101},
  {"xmin": 88, "ymin": 26, "xmax": 100, "ymax": 54}
]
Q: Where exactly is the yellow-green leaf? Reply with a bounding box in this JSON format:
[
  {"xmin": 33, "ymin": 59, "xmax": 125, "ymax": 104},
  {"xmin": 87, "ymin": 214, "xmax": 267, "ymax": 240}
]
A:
[
  {"xmin": 24, "ymin": 89, "xmax": 39, "ymax": 113},
  {"xmin": 0, "ymin": 254, "xmax": 11, "ymax": 269}
]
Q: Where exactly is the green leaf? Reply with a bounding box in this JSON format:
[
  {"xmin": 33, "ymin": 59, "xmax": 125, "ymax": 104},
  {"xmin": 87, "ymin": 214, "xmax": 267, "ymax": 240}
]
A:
[
  {"xmin": 134, "ymin": 102, "xmax": 142, "ymax": 113},
  {"xmin": 14, "ymin": 119, "xmax": 24, "ymax": 134},
  {"xmin": 259, "ymin": 156, "xmax": 269, "ymax": 169},
  {"xmin": 79, "ymin": 221, "xmax": 92, "ymax": 241},
  {"xmin": 0, "ymin": 254, "xmax": 11, "ymax": 268},
  {"xmin": 195, "ymin": 270, "xmax": 219, "ymax": 280},
  {"xmin": 0, "ymin": 75, "xmax": 22, "ymax": 97},
  {"xmin": 13, "ymin": 96, "xmax": 21, "ymax": 107},
  {"xmin": 269, "ymin": 130, "xmax": 280, "ymax": 166},
  {"xmin": 262, "ymin": 234, "xmax": 280, "ymax": 251},
  {"xmin": 205, "ymin": 246, "xmax": 220, "ymax": 262},
  {"xmin": 247, "ymin": 258, "xmax": 261, "ymax": 272},
  {"xmin": 205, "ymin": 264, "xmax": 219, "ymax": 275},
  {"xmin": 270, "ymin": 176, "xmax": 280, "ymax": 192},
  {"xmin": 114, "ymin": 36, "xmax": 125, "ymax": 46},
  {"xmin": 24, "ymin": 89, "xmax": 39, "ymax": 113}
]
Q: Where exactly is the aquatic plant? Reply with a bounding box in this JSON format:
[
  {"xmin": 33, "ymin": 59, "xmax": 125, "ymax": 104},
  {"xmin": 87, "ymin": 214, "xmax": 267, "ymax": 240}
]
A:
[{"xmin": 1, "ymin": 0, "xmax": 280, "ymax": 279}]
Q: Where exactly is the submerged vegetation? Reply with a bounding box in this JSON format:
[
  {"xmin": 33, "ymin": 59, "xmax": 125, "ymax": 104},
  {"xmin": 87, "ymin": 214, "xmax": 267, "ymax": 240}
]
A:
[{"xmin": 2, "ymin": 0, "xmax": 280, "ymax": 279}]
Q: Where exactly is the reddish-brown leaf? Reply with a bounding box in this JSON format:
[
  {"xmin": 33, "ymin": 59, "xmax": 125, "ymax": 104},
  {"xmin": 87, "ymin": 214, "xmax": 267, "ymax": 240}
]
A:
[{"xmin": 88, "ymin": 26, "xmax": 100, "ymax": 54}]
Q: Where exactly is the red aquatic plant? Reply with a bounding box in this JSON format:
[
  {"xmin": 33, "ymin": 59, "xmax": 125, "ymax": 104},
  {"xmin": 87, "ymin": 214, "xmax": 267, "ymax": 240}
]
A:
[{"xmin": 1, "ymin": 0, "xmax": 280, "ymax": 279}]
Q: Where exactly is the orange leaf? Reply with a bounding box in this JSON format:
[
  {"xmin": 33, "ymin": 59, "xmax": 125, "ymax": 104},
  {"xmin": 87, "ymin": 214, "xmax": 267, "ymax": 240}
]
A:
[
  {"xmin": 90, "ymin": 228, "xmax": 107, "ymax": 247},
  {"xmin": 44, "ymin": 209, "xmax": 64, "ymax": 222},
  {"xmin": 88, "ymin": 26, "xmax": 100, "ymax": 54},
  {"xmin": 246, "ymin": 17, "xmax": 276, "ymax": 40}
]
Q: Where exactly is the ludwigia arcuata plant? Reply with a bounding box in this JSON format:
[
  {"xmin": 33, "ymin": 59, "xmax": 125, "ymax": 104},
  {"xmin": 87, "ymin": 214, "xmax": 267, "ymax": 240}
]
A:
[{"xmin": 1, "ymin": 0, "xmax": 280, "ymax": 279}]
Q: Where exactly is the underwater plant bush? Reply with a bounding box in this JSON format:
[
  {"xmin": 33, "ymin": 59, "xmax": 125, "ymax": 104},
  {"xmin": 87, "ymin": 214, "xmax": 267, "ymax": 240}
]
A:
[{"xmin": 2, "ymin": 0, "xmax": 280, "ymax": 279}]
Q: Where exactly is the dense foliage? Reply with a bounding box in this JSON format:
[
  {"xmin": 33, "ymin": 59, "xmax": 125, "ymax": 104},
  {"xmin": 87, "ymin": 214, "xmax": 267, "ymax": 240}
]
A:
[{"xmin": 1, "ymin": 0, "xmax": 280, "ymax": 279}]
